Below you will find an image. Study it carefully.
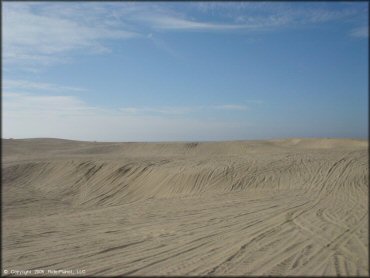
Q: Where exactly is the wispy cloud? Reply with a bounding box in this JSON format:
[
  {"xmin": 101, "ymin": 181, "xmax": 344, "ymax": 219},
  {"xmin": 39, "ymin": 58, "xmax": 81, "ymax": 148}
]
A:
[
  {"xmin": 3, "ymin": 80, "xmax": 86, "ymax": 93},
  {"xmin": 214, "ymin": 104, "xmax": 248, "ymax": 111},
  {"xmin": 172, "ymin": 2, "xmax": 364, "ymax": 30},
  {"xmin": 120, "ymin": 106, "xmax": 195, "ymax": 115},
  {"xmin": 140, "ymin": 14, "xmax": 250, "ymax": 31},
  {"xmin": 3, "ymin": 92, "xmax": 97, "ymax": 117},
  {"xmin": 146, "ymin": 33, "xmax": 183, "ymax": 60},
  {"xmin": 350, "ymin": 26, "xmax": 369, "ymax": 38},
  {"xmin": 4, "ymin": 2, "xmax": 366, "ymax": 71},
  {"xmin": 119, "ymin": 103, "xmax": 252, "ymax": 115},
  {"xmin": 3, "ymin": 3, "xmax": 138, "ymax": 69}
]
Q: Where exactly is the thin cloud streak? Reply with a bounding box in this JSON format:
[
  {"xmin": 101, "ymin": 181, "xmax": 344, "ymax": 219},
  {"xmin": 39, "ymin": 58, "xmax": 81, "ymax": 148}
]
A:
[
  {"xmin": 140, "ymin": 15, "xmax": 251, "ymax": 31},
  {"xmin": 214, "ymin": 105, "xmax": 248, "ymax": 111},
  {"xmin": 350, "ymin": 26, "xmax": 369, "ymax": 38},
  {"xmin": 120, "ymin": 104, "xmax": 251, "ymax": 115},
  {"xmin": 4, "ymin": 80, "xmax": 87, "ymax": 93}
]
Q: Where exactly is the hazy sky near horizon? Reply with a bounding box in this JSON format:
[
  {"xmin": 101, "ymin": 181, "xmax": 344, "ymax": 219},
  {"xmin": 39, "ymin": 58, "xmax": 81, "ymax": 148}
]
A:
[{"xmin": 3, "ymin": 2, "xmax": 368, "ymax": 141}]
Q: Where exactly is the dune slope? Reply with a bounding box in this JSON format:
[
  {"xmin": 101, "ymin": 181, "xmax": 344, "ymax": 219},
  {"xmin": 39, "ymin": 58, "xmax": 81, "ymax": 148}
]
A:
[{"xmin": 2, "ymin": 138, "xmax": 368, "ymax": 276}]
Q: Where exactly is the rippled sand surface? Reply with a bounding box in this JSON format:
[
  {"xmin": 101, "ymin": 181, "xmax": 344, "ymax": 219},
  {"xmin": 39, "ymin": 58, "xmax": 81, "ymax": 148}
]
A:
[{"xmin": 2, "ymin": 138, "xmax": 368, "ymax": 276}]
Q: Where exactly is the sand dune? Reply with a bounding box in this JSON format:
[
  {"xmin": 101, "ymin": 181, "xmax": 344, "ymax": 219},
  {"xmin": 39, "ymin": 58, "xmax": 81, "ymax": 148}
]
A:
[{"xmin": 2, "ymin": 138, "xmax": 368, "ymax": 276}]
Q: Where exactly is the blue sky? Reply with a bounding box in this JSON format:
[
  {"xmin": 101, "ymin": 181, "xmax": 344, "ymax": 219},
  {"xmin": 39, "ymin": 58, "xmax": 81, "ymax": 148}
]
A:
[{"xmin": 3, "ymin": 2, "xmax": 368, "ymax": 141}]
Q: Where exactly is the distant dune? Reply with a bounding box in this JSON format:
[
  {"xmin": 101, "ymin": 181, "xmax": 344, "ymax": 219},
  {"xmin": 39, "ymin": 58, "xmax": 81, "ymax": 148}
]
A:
[{"xmin": 2, "ymin": 138, "xmax": 368, "ymax": 276}]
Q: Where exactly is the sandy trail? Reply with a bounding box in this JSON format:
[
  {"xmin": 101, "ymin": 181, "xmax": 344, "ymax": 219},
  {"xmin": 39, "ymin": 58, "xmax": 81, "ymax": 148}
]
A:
[{"xmin": 2, "ymin": 138, "xmax": 368, "ymax": 276}]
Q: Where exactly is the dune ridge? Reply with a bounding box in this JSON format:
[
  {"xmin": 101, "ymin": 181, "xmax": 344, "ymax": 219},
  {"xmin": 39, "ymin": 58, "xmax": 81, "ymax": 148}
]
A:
[{"xmin": 2, "ymin": 138, "xmax": 368, "ymax": 276}]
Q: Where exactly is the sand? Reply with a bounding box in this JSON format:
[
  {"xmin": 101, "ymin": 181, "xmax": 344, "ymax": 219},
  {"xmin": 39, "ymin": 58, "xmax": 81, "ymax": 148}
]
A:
[{"xmin": 2, "ymin": 138, "xmax": 368, "ymax": 276}]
